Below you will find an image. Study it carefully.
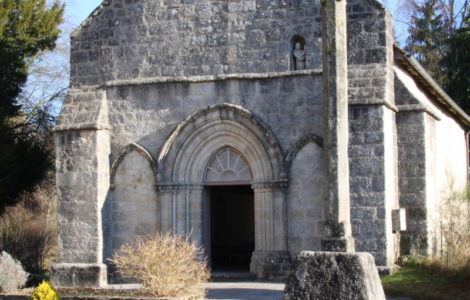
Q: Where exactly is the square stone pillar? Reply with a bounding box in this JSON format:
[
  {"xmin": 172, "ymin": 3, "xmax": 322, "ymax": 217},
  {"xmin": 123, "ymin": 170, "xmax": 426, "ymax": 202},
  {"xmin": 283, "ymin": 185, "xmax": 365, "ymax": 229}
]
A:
[
  {"xmin": 321, "ymin": 0, "xmax": 355, "ymax": 252},
  {"xmin": 52, "ymin": 128, "xmax": 111, "ymax": 287},
  {"xmin": 52, "ymin": 89, "xmax": 110, "ymax": 287}
]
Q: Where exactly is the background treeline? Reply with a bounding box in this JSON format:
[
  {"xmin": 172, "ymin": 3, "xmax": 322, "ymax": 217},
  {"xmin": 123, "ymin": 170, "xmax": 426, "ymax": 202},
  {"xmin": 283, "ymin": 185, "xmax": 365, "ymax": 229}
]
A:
[
  {"xmin": 0, "ymin": 0, "xmax": 64, "ymax": 276},
  {"xmin": 400, "ymin": 0, "xmax": 469, "ymax": 114}
]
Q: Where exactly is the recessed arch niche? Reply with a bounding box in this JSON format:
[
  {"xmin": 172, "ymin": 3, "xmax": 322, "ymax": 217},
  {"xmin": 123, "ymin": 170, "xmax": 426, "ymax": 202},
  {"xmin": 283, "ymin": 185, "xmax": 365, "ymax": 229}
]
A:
[
  {"xmin": 286, "ymin": 136, "xmax": 326, "ymax": 258},
  {"xmin": 291, "ymin": 34, "xmax": 306, "ymax": 70},
  {"xmin": 106, "ymin": 143, "xmax": 158, "ymax": 264}
]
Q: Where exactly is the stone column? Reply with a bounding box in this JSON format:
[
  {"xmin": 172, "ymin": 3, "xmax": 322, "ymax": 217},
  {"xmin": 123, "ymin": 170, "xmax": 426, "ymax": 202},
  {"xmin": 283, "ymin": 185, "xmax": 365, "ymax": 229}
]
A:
[
  {"xmin": 250, "ymin": 181, "xmax": 290, "ymax": 280},
  {"xmin": 156, "ymin": 183, "xmax": 203, "ymax": 245},
  {"xmin": 321, "ymin": 0, "xmax": 355, "ymax": 252},
  {"xmin": 157, "ymin": 184, "xmax": 174, "ymax": 233},
  {"xmin": 188, "ymin": 185, "xmax": 204, "ymax": 245}
]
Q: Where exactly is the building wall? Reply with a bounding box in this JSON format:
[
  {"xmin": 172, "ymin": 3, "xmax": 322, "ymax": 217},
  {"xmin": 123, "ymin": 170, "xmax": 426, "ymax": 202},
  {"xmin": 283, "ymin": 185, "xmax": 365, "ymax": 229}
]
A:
[
  {"xmin": 70, "ymin": 0, "xmax": 388, "ymax": 87},
  {"xmin": 434, "ymin": 114, "xmax": 467, "ymax": 192},
  {"xmin": 349, "ymin": 105, "xmax": 399, "ymax": 266},
  {"xmin": 430, "ymin": 107, "xmax": 467, "ymax": 255},
  {"xmin": 70, "ymin": 0, "xmax": 324, "ymax": 87},
  {"xmin": 395, "ymin": 65, "xmax": 468, "ymax": 256},
  {"xmin": 106, "ymin": 74, "xmax": 323, "ymax": 161},
  {"xmin": 54, "ymin": 0, "xmax": 431, "ymax": 285}
]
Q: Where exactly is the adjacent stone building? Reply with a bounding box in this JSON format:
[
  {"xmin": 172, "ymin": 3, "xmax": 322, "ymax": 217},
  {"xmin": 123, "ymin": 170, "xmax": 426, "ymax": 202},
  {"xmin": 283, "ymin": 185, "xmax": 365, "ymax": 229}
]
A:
[{"xmin": 52, "ymin": 0, "xmax": 470, "ymax": 286}]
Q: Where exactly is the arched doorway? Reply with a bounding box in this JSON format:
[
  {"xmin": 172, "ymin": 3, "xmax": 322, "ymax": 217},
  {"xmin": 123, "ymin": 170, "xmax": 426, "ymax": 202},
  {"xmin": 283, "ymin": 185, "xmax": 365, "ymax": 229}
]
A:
[
  {"xmin": 203, "ymin": 148, "xmax": 255, "ymax": 270},
  {"xmin": 157, "ymin": 104, "xmax": 290, "ymax": 278}
]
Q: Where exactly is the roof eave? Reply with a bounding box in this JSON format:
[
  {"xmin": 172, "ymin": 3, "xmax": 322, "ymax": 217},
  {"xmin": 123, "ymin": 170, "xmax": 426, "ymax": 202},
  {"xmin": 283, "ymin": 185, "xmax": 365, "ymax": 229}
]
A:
[{"xmin": 393, "ymin": 45, "xmax": 470, "ymax": 127}]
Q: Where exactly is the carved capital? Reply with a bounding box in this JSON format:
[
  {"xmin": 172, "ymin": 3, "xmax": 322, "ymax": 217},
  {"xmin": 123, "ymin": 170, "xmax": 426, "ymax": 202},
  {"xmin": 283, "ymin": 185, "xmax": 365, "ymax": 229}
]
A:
[
  {"xmin": 252, "ymin": 180, "xmax": 288, "ymax": 190},
  {"xmin": 156, "ymin": 183, "xmax": 203, "ymax": 193}
]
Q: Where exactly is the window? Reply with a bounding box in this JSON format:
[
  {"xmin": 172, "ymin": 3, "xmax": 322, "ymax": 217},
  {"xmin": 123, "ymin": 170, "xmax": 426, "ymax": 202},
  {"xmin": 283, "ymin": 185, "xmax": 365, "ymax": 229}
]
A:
[{"xmin": 205, "ymin": 148, "xmax": 252, "ymax": 183}]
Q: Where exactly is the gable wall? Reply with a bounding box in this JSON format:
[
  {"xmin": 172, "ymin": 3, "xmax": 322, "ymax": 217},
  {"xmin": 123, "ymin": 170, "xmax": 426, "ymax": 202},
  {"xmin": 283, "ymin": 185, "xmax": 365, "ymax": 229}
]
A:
[{"xmin": 70, "ymin": 0, "xmax": 387, "ymax": 87}]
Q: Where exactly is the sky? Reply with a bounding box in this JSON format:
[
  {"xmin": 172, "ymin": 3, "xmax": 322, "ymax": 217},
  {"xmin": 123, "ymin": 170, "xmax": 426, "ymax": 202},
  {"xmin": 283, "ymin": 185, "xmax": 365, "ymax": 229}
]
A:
[
  {"xmin": 63, "ymin": 0, "xmax": 408, "ymax": 46},
  {"xmin": 65, "ymin": 0, "xmax": 401, "ymax": 29},
  {"xmin": 65, "ymin": 0, "xmax": 104, "ymax": 26}
]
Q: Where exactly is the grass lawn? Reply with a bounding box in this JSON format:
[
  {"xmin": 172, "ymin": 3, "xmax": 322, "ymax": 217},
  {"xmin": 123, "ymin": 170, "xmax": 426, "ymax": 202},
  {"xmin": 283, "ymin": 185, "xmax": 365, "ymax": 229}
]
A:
[{"xmin": 381, "ymin": 266, "xmax": 470, "ymax": 300}]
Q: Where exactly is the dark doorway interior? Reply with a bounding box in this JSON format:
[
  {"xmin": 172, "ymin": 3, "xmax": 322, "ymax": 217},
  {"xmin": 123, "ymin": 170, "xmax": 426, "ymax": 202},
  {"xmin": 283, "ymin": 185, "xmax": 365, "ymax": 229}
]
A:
[{"xmin": 209, "ymin": 185, "xmax": 255, "ymax": 271}]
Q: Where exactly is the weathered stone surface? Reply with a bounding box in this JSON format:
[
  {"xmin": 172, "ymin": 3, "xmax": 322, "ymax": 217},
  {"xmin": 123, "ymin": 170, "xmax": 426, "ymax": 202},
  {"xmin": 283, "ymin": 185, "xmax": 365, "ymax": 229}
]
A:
[
  {"xmin": 51, "ymin": 263, "xmax": 107, "ymax": 287},
  {"xmin": 0, "ymin": 252, "xmax": 28, "ymax": 293},
  {"xmin": 321, "ymin": 0, "xmax": 355, "ymax": 253},
  {"xmin": 287, "ymin": 141, "xmax": 326, "ymax": 258},
  {"xmin": 70, "ymin": 0, "xmax": 390, "ymax": 87},
  {"xmin": 284, "ymin": 251, "xmax": 385, "ymax": 300},
  {"xmin": 349, "ymin": 105, "xmax": 398, "ymax": 266},
  {"xmin": 250, "ymin": 251, "xmax": 291, "ymax": 281},
  {"xmin": 104, "ymin": 145, "xmax": 158, "ymax": 264}
]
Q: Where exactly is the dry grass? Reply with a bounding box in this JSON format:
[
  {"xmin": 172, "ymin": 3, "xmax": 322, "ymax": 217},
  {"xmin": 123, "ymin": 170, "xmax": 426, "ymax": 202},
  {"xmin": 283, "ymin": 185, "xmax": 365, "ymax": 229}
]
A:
[
  {"xmin": 437, "ymin": 180, "xmax": 470, "ymax": 266},
  {"xmin": 108, "ymin": 233, "xmax": 210, "ymax": 298}
]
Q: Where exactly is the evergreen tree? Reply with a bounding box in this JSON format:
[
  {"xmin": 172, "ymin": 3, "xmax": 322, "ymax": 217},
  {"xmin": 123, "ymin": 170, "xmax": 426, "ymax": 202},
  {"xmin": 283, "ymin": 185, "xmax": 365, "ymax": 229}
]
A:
[
  {"xmin": 0, "ymin": 0, "xmax": 64, "ymax": 118},
  {"xmin": 443, "ymin": 15, "xmax": 470, "ymax": 114},
  {"xmin": 405, "ymin": 0, "xmax": 469, "ymax": 114},
  {"xmin": 0, "ymin": 0, "xmax": 63, "ymax": 213},
  {"xmin": 406, "ymin": 0, "xmax": 449, "ymax": 86}
]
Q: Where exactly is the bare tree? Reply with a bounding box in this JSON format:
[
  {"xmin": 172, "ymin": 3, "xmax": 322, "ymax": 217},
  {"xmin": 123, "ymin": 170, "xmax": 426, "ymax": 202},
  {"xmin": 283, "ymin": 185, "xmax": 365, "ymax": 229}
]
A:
[
  {"xmin": 15, "ymin": 18, "xmax": 73, "ymax": 144},
  {"xmin": 382, "ymin": 0, "xmax": 468, "ymax": 46}
]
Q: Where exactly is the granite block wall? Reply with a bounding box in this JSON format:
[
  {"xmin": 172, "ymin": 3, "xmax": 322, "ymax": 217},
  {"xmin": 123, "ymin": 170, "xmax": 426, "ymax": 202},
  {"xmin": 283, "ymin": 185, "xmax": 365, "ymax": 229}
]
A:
[
  {"xmin": 349, "ymin": 105, "xmax": 398, "ymax": 266},
  {"xmin": 70, "ymin": 0, "xmax": 387, "ymax": 87},
  {"xmin": 106, "ymin": 74, "xmax": 324, "ymax": 161}
]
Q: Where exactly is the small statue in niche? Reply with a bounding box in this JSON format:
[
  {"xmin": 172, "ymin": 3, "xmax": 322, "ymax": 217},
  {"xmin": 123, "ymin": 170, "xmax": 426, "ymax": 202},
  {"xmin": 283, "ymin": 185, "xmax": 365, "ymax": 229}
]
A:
[{"xmin": 293, "ymin": 42, "xmax": 306, "ymax": 70}]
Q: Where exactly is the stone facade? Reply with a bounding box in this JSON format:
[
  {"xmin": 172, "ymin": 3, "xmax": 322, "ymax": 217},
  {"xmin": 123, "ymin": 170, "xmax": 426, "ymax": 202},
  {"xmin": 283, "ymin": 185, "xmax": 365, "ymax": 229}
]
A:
[{"xmin": 53, "ymin": 0, "xmax": 469, "ymax": 286}]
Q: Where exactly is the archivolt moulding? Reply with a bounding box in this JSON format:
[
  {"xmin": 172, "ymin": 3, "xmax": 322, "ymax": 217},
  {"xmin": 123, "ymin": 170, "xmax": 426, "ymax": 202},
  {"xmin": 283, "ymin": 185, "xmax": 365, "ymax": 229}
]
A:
[
  {"xmin": 110, "ymin": 142, "xmax": 157, "ymax": 187},
  {"xmin": 285, "ymin": 134, "xmax": 324, "ymax": 170},
  {"xmin": 157, "ymin": 103, "xmax": 286, "ymax": 184}
]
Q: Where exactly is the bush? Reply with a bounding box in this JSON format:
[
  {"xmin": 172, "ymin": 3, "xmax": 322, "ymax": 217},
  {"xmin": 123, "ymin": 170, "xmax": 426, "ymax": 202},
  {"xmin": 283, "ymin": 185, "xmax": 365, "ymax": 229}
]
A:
[
  {"xmin": 0, "ymin": 180, "xmax": 57, "ymax": 275},
  {"xmin": 109, "ymin": 233, "xmax": 210, "ymax": 298},
  {"xmin": 437, "ymin": 180, "xmax": 470, "ymax": 266},
  {"xmin": 31, "ymin": 281, "xmax": 60, "ymax": 300},
  {"xmin": 397, "ymin": 179, "xmax": 470, "ymax": 285},
  {"xmin": 0, "ymin": 251, "xmax": 28, "ymax": 293}
]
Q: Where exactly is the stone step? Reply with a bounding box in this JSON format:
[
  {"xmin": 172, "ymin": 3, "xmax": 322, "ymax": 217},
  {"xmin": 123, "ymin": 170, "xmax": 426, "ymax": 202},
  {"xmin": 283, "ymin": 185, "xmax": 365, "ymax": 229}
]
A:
[{"xmin": 210, "ymin": 271, "xmax": 256, "ymax": 281}]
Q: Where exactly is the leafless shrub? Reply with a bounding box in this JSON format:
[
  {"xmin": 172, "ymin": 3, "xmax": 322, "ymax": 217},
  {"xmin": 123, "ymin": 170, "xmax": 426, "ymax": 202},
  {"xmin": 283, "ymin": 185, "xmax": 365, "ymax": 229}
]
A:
[
  {"xmin": 0, "ymin": 180, "xmax": 57, "ymax": 274},
  {"xmin": 437, "ymin": 178, "xmax": 470, "ymax": 267},
  {"xmin": 109, "ymin": 233, "xmax": 210, "ymax": 298}
]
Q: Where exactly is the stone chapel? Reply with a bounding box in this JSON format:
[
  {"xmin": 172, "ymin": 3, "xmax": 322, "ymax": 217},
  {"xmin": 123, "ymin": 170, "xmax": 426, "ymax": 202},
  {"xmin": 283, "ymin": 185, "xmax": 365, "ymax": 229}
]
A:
[{"xmin": 52, "ymin": 0, "xmax": 470, "ymax": 286}]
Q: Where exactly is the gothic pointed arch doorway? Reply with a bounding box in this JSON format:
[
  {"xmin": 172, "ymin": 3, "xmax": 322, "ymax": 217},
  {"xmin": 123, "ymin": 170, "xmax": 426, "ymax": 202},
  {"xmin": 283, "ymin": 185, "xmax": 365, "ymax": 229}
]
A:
[
  {"xmin": 157, "ymin": 104, "xmax": 291, "ymax": 278},
  {"xmin": 203, "ymin": 148, "xmax": 255, "ymax": 270}
]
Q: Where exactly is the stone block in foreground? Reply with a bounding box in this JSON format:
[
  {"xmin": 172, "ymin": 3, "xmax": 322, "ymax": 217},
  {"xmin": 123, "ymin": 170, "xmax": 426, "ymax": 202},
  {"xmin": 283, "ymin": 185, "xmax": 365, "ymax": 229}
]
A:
[
  {"xmin": 51, "ymin": 263, "xmax": 107, "ymax": 287},
  {"xmin": 284, "ymin": 251, "xmax": 385, "ymax": 300}
]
